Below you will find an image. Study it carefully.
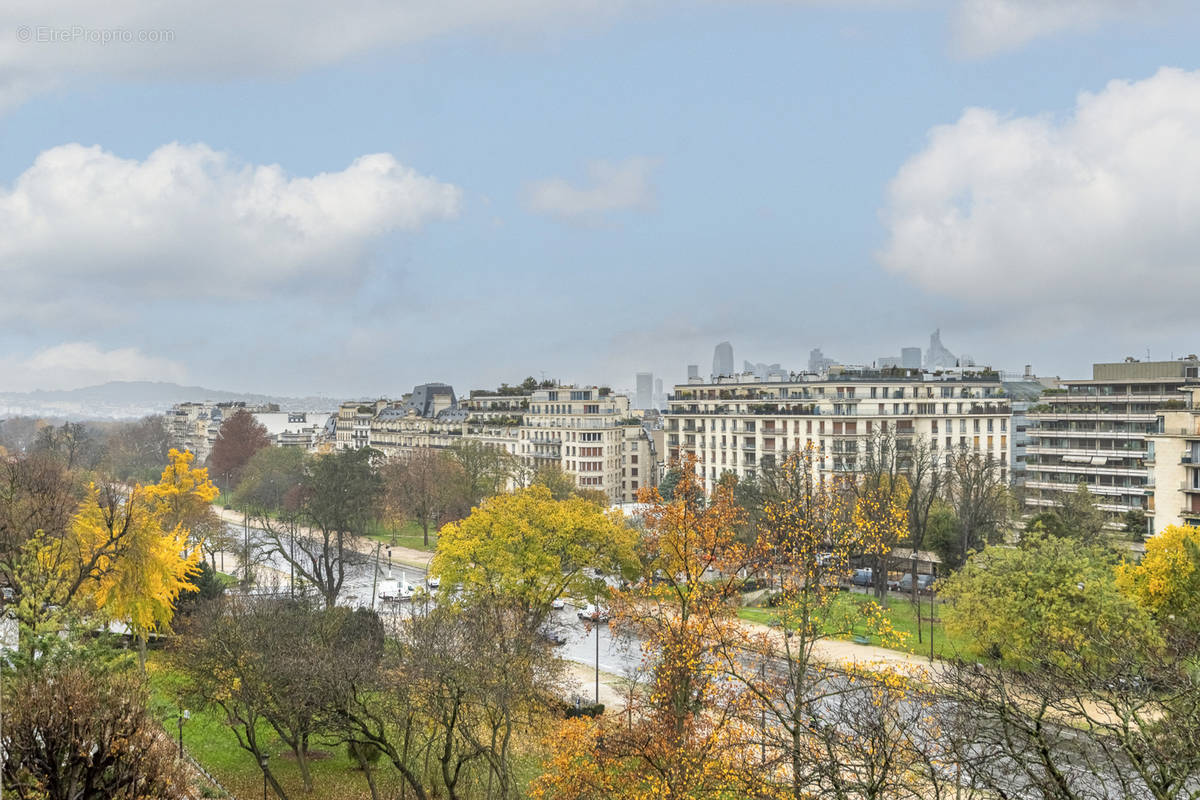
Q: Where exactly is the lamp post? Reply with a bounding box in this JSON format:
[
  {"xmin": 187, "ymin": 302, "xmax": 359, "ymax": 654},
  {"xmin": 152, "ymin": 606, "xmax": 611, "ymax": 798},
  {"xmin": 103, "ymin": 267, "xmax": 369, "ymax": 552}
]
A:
[
  {"xmin": 595, "ymin": 618, "xmax": 600, "ymax": 706},
  {"xmin": 177, "ymin": 706, "xmax": 190, "ymax": 759},
  {"xmin": 259, "ymin": 752, "xmax": 270, "ymax": 800}
]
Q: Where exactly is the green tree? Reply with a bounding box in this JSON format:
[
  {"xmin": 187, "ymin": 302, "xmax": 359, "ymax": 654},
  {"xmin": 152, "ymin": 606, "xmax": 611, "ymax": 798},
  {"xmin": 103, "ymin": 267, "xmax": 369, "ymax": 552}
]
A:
[
  {"xmin": 288, "ymin": 448, "xmax": 382, "ymax": 608},
  {"xmin": 940, "ymin": 532, "xmax": 1160, "ymax": 670},
  {"xmin": 1123, "ymin": 507, "xmax": 1148, "ymax": 541},
  {"xmin": 1053, "ymin": 482, "xmax": 1107, "ymax": 542},
  {"xmin": 657, "ymin": 467, "xmax": 682, "ymax": 502}
]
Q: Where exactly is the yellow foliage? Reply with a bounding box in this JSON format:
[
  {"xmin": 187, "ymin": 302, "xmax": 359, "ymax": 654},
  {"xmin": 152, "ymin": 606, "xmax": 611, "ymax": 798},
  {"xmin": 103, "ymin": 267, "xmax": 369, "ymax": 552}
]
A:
[{"xmin": 1117, "ymin": 524, "xmax": 1200, "ymax": 633}]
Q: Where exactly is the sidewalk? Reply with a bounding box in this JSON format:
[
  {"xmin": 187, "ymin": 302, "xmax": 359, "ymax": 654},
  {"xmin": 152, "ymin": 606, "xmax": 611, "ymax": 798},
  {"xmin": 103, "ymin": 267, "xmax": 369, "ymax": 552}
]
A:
[{"xmin": 736, "ymin": 616, "xmax": 937, "ymax": 679}]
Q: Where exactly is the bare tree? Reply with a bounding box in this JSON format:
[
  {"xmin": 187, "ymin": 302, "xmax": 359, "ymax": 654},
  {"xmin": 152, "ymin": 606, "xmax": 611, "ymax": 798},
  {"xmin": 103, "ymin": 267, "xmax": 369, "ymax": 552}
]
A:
[
  {"xmin": 942, "ymin": 446, "xmax": 1013, "ymax": 566},
  {"xmin": 382, "ymin": 448, "xmax": 470, "ymax": 547},
  {"xmin": 2, "ymin": 660, "xmax": 188, "ymax": 800}
]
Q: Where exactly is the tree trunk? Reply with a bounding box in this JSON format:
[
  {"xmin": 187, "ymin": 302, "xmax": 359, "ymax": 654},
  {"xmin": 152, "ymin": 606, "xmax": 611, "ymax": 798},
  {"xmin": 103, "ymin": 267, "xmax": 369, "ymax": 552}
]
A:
[
  {"xmin": 293, "ymin": 742, "xmax": 312, "ymax": 792},
  {"xmin": 353, "ymin": 745, "xmax": 380, "ymax": 800},
  {"xmin": 422, "ymin": 518, "xmax": 430, "ymax": 548}
]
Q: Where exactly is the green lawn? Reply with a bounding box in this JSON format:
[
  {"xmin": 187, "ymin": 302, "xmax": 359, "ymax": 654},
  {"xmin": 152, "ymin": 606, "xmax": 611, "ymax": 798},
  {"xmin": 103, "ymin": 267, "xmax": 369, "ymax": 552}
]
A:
[
  {"xmin": 146, "ymin": 654, "xmax": 404, "ymax": 800},
  {"xmin": 737, "ymin": 590, "xmax": 977, "ymax": 661},
  {"xmin": 362, "ymin": 518, "xmax": 438, "ymax": 552}
]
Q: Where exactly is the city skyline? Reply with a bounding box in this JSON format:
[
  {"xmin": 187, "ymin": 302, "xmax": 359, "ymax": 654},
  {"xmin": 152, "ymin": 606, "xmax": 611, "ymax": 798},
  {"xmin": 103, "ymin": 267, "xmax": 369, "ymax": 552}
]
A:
[{"xmin": 3, "ymin": 3, "xmax": 1200, "ymax": 395}]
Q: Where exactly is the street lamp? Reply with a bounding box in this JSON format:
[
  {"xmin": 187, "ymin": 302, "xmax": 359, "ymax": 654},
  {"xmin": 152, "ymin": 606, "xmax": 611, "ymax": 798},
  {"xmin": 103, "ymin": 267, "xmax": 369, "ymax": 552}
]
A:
[
  {"xmin": 259, "ymin": 752, "xmax": 270, "ymax": 800},
  {"xmin": 177, "ymin": 707, "xmax": 190, "ymax": 759}
]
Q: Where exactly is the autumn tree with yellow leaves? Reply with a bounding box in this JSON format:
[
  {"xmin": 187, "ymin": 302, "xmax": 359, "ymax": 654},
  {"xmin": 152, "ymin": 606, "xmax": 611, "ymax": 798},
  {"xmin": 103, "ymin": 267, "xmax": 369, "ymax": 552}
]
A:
[
  {"xmin": 534, "ymin": 454, "xmax": 766, "ymax": 800},
  {"xmin": 1, "ymin": 450, "xmax": 206, "ymax": 659}
]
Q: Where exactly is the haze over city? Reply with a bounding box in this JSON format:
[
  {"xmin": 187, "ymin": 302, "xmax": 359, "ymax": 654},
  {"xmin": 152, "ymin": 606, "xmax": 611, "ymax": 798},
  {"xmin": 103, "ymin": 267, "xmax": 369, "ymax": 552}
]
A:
[{"xmin": 4, "ymin": 2, "xmax": 1200, "ymax": 395}]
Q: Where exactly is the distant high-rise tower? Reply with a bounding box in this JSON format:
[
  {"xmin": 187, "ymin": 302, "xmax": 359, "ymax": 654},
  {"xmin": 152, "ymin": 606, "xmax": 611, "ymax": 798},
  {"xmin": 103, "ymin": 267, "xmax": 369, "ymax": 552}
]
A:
[
  {"xmin": 635, "ymin": 372, "xmax": 653, "ymax": 410},
  {"xmin": 901, "ymin": 347, "xmax": 922, "ymax": 370},
  {"xmin": 687, "ymin": 364, "xmax": 700, "ymax": 380},
  {"xmin": 654, "ymin": 377, "xmax": 664, "ymax": 408},
  {"xmin": 712, "ymin": 342, "xmax": 734, "ymax": 379},
  {"xmin": 808, "ymin": 348, "xmax": 835, "ymax": 374},
  {"xmin": 924, "ymin": 329, "xmax": 957, "ymax": 370}
]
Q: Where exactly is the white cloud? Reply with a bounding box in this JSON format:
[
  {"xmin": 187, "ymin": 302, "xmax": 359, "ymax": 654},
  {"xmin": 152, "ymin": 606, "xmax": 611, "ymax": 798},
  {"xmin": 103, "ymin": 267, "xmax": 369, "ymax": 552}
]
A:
[
  {"xmin": 0, "ymin": 0, "xmax": 1189, "ymax": 108},
  {"xmin": 951, "ymin": 0, "xmax": 1168, "ymax": 57},
  {"xmin": 878, "ymin": 67, "xmax": 1200, "ymax": 325},
  {"xmin": 0, "ymin": 142, "xmax": 461, "ymax": 321},
  {"xmin": 1, "ymin": 342, "xmax": 187, "ymax": 391},
  {"xmin": 525, "ymin": 157, "xmax": 659, "ymax": 223},
  {"xmin": 0, "ymin": 0, "xmax": 636, "ymax": 110}
]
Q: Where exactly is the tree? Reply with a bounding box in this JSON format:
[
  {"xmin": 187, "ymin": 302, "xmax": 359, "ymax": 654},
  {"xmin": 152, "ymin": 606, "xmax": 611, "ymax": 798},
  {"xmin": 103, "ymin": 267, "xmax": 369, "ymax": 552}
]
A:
[
  {"xmin": 529, "ymin": 463, "xmax": 578, "ymax": 501},
  {"xmin": 143, "ymin": 449, "xmax": 219, "ymax": 552},
  {"xmin": 657, "ymin": 467, "xmax": 682, "ymax": 502},
  {"xmin": 233, "ymin": 446, "xmax": 306, "ymax": 514},
  {"xmin": 939, "ymin": 532, "xmax": 1159, "ymax": 668},
  {"xmin": 332, "ymin": 599, "xmax": 562, "ymax": 800},
  {"xmin": 256, "ymin": 447, "xmax": 382, "ymax": 608},
  {"xmin": 382, "ymin": 448, "xmax": 470, "ymax": 547},
  {"xmin": 433, "ymin": 485, "xmax": 637, "ymax": 627},
  {"xmin": 1123, "ymin": 507, "xmax": 1149, "ymax": 540},
  {"xmin": 2, "ymin": 659, "xmax": 187, "ymax": 800},
  {"xmin": 535, "ymin": 456, "xmax": 764, "ymax": 799},
  {"xmin": 2, "ymin": 459, "xmax": 200, "ymax": 660},
  {"xmin": 1057, "ymin": 482, "xmax": 1105, "ymax": 540},
  {"xmin": 713, "ymin": 447, "xmax": 911, "ymax": 800},
  {"xmin": 207, "ymin": 409, "xmax": 271, "ymax": 491},
  {"xmin": 939, "ymin": 630, "xmax": 1200, "ymax": 800},
  {"xmin": 943, "ymin": 447, "xmax": 1012, "ymax": 567},
  {"xmin": 1117, "ymin": 523, "xmax": 1200, "ymax": 639},
  {"xmin": 447, "ymin": 439, "xmax": 514, "ymax": 504},
  {"xmin": 102, "ymin": 416, "xmax": 171, "ymax": 483},
  {"xmin": 922, "ymin": 501, "xmax": 961, "ymax": 567}
]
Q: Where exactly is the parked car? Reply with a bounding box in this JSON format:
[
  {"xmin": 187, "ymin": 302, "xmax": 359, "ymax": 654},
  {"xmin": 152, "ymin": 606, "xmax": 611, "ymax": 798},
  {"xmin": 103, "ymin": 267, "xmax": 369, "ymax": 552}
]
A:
[
  {"xmin": 551, "ymin": 597, "xmax": 566, "ymax": 610},
  {"xmin": 891, "ymin": 573, "xmax": 937, "ymax": 594},
  {"xmin": 539, "ymin": 625, "xmax": 568, "ymax": 646},
  {"xmin": 426, "ymin": 575, "xmax": 440, "ymax": 589},
  {"xmin": 577, "ymin": 603, "xmax": 610, "ymax": 623},
  {"xmin": 850, "ymin": 568, "xmax": 873, "ymax": 587}
]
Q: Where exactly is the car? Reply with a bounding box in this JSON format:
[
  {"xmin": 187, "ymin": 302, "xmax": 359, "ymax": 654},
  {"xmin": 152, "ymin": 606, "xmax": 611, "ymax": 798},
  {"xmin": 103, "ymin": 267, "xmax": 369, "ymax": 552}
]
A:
[
  {"xmin": 426, "ymin": 575, "xmax": 440, "ymax": 589},
  {"xmin": 850, "ymin": 568, "xmax": 874, "ymax": 587},
  {"xmin": 0, "ymin": 586, "xmax": 13, "ymax": 602},
  {"xmin": 577, "ymin": 603, "xmax": 610, "ymax": 623},
  {"xmin": 551, "ymin": 598, "xmax": 566, "ymax": 610},
  {"xmin": 539, "ymin": 625, "xmax": 568, "ymax": 646},
  {"xmin": 892, "ymin": 573, "xmax": 937, "ymax": 594}
]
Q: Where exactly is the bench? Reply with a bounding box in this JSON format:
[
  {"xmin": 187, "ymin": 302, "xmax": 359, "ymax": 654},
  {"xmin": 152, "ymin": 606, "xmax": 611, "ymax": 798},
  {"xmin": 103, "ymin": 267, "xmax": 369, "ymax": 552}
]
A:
[{"xmin": 852, "ymin": 634, "xmax": 871, "ymax": 645}]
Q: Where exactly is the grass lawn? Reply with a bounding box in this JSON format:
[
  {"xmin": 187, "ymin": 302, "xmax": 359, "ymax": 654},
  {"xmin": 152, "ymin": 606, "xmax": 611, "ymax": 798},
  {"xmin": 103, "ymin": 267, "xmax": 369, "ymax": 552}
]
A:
[
  {"xmin": 363, "ymin": 518, "xmax": 438, "ymax": 552},
  {"xmin": 737, "ymin": 590, "xmax": 977, "ymax": 661},
  {"xmin": 145, "ymin": 654, "xmax": 405, "ymax": 800}
]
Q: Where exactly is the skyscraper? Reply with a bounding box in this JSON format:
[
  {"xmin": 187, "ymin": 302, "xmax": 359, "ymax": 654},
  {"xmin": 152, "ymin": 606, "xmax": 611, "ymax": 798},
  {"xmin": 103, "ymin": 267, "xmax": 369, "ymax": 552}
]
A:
[
  {"xmin": 901, "ymin": 347, "xmax": 922, "ymax": 370},
  {"xmin": 635, "ymin": 372, "xmax": 653, "ymax": 409},
  {"xmin": 712, "ymin": 342, "xmax": 734, "ymax": 379},
  {"xmin": 687, "ymin": 364, "xmax": 700, "ymax": 380},
  {"xmin": 654, "ymin": 377, "xmax": 664, "ymax": 409}
]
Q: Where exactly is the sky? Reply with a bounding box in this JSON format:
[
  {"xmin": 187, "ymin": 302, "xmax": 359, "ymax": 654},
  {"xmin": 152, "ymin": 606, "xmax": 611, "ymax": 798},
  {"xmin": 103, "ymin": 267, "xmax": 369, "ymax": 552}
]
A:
[{"xmin": 3, "ymin": 0, "xmax": 1200, "ymax": 397}]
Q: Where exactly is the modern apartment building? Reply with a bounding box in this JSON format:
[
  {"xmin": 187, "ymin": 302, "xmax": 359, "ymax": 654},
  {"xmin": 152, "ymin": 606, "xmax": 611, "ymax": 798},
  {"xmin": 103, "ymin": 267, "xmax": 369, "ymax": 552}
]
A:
[
  {"xmin": 665, "ymin": 368, "xmax": 1012, "ymax": 493},
  {"xmin": 1024, "ymin": 358, "xmax": 1200, "ymax": 524},
  {"xmin": 1146, "ymin": 382, "xmax": 1200, "ymax": 535}
]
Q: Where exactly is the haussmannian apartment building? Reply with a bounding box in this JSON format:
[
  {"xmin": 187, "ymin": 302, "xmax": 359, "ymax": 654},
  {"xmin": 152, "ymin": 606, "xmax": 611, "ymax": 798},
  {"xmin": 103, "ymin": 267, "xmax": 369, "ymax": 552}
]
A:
[
  {"xmin": 665, "ymin": 368, "xmax": 1013, "ymax": 493},
  {"xmin": 1024, "ymin": 358, "xmax": 1200, "ymax": 532},
  {"xmin": 333, "ymin": 383, "xmax": 657, "ymax": 504}
]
